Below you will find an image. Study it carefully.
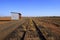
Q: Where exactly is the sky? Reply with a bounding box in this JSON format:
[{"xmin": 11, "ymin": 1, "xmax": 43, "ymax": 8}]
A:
[{"xmin": 0, "ymin": 0, "xmax": 60, "ymax": 16}]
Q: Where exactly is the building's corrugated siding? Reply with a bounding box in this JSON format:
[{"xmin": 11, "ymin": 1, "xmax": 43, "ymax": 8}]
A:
[{"xmin": 11, "ymin": 13, "xmax": 19, "ymax": 20}]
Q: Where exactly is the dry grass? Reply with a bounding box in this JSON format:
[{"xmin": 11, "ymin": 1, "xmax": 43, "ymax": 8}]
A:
[
  {"xmin": 0, "ymin": 17, "xmax": 11, "ymax": 21},
  {"xmin": 0, "ymin": 22, "xmax": 8, "ymax": 24},
  {"xmin": 0, "ymin": 17, "xmax": 60, "ymax": 40}
]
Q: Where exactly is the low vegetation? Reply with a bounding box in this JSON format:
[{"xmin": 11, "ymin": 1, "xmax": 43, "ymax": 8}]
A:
[{"xmin": 0, "ymin": 17, "xmax": 60, "ymax": 40}]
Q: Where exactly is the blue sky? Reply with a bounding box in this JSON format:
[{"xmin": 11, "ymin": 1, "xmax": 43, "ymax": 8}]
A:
[{"xmin": 0, "ymin": 0, "xmax": 60, "ymax": 16}]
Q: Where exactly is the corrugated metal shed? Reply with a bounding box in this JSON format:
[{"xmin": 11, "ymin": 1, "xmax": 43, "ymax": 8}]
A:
[{"xmin": 11, "ymin": 12, "xmax": 21, "ymax": 20}]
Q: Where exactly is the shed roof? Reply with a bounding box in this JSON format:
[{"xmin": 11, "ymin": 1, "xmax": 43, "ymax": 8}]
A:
[{"xmin": 11, "ymin": 12, "xmax": 21, "ymax": 15}]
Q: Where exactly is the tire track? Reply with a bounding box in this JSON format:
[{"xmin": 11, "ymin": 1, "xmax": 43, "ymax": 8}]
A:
[
  {"xmin": 4, "ymin": 19, "xmax": 29, "ymax": 40},
  {"xmin": 32, "ymin": 20, "xmax": 46, "ymax": 40}
]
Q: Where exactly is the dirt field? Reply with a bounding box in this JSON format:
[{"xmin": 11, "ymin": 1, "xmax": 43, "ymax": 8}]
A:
[
  {"xmin": 0, "ymin": 17, "xmax": 11, "ymax": 20},
  {"xmin": 0, "ymin": 21, "xmax": 7, "ymax": 24},
  {"xmin": 0, "ymin": 17, "xmax": 60, "ymax": 40}
]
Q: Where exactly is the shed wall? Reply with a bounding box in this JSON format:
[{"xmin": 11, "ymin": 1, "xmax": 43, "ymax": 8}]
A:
[{"xmin": 11, "ymin": 13, "xmax": 19, "ymax": 20}]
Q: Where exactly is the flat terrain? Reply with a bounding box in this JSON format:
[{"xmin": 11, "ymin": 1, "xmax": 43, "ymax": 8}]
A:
[{"xmin": 0, "ymin": 17, "xmax": 60, "ymax": 40}]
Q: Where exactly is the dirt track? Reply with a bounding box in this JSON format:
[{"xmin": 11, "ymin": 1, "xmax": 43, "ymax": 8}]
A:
[{"xmin": 0, "ymin": 17, "xmax": 60, "ymax": 40}]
